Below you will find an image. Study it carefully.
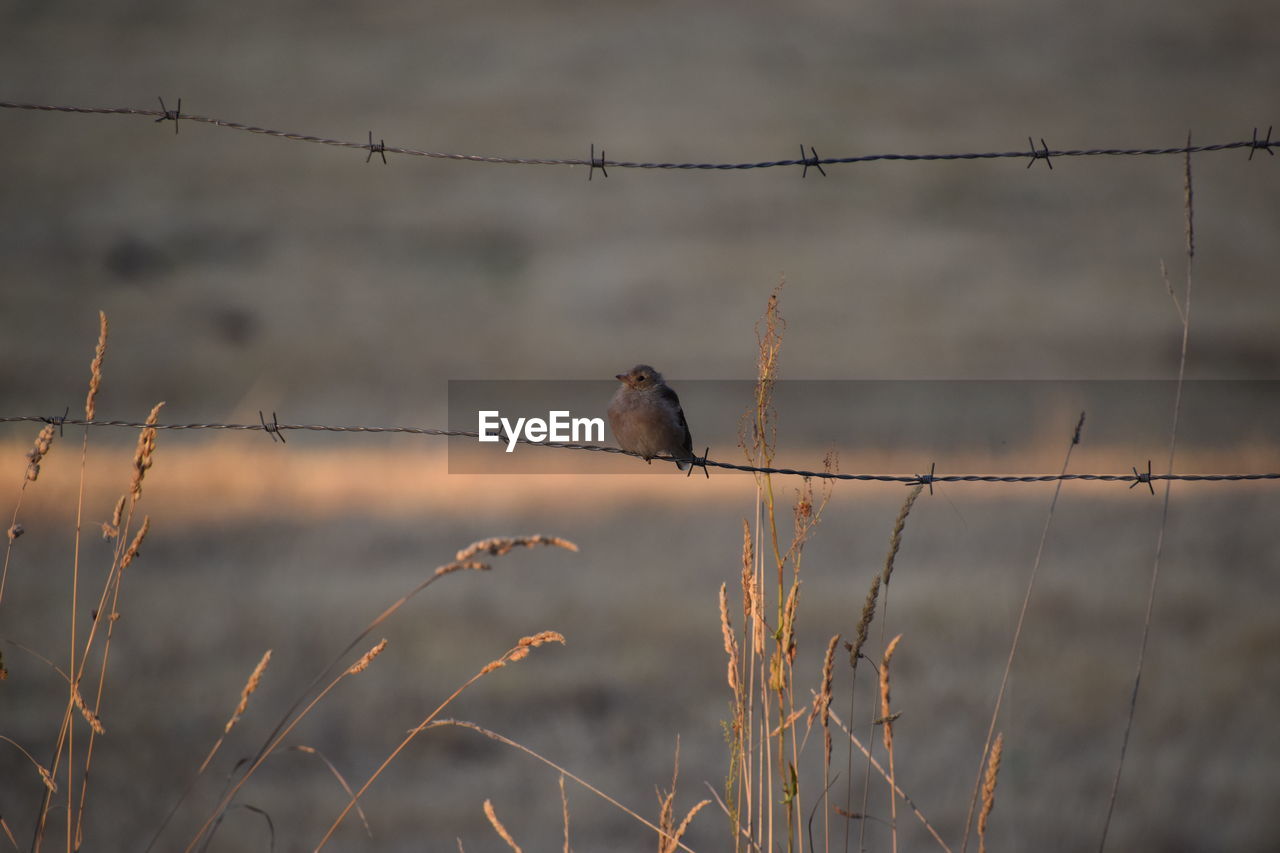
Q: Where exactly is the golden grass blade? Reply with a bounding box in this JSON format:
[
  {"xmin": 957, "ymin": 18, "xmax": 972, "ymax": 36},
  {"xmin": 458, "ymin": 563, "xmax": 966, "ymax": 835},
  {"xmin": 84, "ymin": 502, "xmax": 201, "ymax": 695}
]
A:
[
  {"xmin": 226, "ymin": 650, "xmax": 272, "ymax": 734},
  {"xmin": 883, "ymin": 484, "xmax": 923, "ymax": 587},
  {"xmin": 879, "ymin": 634, "xmax": 903, "ymax": 853},
  {"xmin": 960, "ymin": 412, "xmax": 1084, "ymax": 853},
  {"xmin": 84, "ymin": 311, "xmax": 107, "ymax": 421},
  {"xmin": 719, "ymin": 582, "xmax": 739, "ymax": 692},
  {"xmin": 483, "ymin": 800, "xmax": 523, "ymax": 853},
  {"xmin": 184, "ymin": 637, "xmax": 389, "ymax": 853},
  {"xmin": 978, "ymin": 733, "xmax": 1004, "ymax": 853},
  {"xmin": 560, "ymin": 773, "xmax": 570, "ymax": 853},
  {"xmin": 129, "ymin": 403, "xmax": 165, "ymax": 503}
]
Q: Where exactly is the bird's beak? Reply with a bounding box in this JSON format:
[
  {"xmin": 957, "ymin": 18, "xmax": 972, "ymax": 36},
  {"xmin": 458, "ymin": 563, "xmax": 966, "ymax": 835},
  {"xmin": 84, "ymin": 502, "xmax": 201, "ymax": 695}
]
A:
[{"xmin": 615, "ymin": 373, "xmax": 628, "ymax": 383}]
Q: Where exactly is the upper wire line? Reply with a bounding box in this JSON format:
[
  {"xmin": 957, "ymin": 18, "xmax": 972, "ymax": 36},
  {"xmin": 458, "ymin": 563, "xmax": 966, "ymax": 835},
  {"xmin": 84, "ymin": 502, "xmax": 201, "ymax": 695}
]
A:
[{"xmin": 0, "ymin": 101, "xmax": 1273, "ymax": 172}]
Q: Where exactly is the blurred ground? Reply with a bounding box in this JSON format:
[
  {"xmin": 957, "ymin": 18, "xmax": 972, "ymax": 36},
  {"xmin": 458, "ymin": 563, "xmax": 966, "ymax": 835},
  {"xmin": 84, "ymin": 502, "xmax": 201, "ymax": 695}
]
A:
[
  {"xmin": 4, "ymin": 451, "xmax": 1279, "ymax": 851},
  {"xmin": 2, "ymin": 0, "xmax": 1279, "ymax": 850}
]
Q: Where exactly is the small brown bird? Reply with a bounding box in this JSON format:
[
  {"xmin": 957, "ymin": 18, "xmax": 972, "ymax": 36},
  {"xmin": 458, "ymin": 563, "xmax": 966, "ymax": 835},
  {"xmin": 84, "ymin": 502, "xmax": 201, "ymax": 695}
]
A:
[{"xmin": 608, "ymin": 364, "xmax": 695, "ymax": 470}]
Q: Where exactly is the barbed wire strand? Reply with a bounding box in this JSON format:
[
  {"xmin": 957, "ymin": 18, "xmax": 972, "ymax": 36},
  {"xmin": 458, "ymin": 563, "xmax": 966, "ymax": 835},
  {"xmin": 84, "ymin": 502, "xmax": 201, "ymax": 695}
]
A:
[
  {"xmin": 1, "ymin": 415, "xmax": 1275, "ymax": 486},
  {"xmin": 0, "ymin": 102, "xmax": 1274, "ymax": 172}
]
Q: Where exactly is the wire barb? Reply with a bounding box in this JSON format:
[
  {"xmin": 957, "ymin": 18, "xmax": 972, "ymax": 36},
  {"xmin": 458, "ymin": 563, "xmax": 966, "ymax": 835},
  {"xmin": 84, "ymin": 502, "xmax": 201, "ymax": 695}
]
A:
[
  {"xmin": 588, "ymin": 143, "xmax": 608, "ymax": 180},
  {"xmin": 1248, "ymin": 125, "xmax": 1275, "ymax": 161},
  {"xmin": 800, "ymin": 145, "xmax": 827, "ymax": 178},
  {"xmin": 1026, "ymin": 136, "xmax": 1052, "ymax": 169},
  {"xmin": 1129, "ymin": 460, "xmax": 1155, "ymax": 494},
  {"xmin": 155, "ymin": 96, "xmax": 181, "ymax": 134},
  {"xmin": 685, "ymin": 446, "xmax": 712, "ymax": 479},
  {"xmin": 365, "ymin": 131, "xmax": 387, "ymax": 165},
  {"xmin": 258, "ymin": 410, "xmax": 286, "ymax": 444},
  {"xmin": 911, "ymin": 462, "xmax": 937, "ymax": 495},
  {"xmin": 39, "ymin": 407, "xmax": 71, "ymax": 437}
]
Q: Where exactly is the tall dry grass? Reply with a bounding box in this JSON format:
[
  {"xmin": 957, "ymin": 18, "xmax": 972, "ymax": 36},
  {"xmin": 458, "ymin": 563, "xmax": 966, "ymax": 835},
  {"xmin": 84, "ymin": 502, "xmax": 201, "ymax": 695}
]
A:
[
  {"xmin": 1, "ymin": 158, "xmax": 1209, "ymax": 849},
  {"xmin": 0, "ymin": 318, "xmax": 601, "ymax": 852},
  {"xmin": 717, "ymin": 285, "xmax": 950, "ymax": 853},
  {"xmin": 0, "ymin": 297, "xmax": 1051, "ymax": 852}
]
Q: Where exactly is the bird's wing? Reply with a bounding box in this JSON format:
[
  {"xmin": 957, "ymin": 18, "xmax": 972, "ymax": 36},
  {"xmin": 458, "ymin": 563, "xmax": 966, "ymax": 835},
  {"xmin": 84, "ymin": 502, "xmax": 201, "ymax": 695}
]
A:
[{"xmin": 658, "ymin": 384, "xmax": 694, "ymax": 456}]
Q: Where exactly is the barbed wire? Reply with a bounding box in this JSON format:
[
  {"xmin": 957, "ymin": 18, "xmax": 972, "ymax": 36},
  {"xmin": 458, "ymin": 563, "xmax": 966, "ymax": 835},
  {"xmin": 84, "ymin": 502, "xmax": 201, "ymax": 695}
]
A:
[
  {"xmin": 2, "ymin": 415, "xmax": 1276, "ymax": 489},
  {"xmin": 1, "ymin": 100, "xmax": 1274, "ymax": 174}
]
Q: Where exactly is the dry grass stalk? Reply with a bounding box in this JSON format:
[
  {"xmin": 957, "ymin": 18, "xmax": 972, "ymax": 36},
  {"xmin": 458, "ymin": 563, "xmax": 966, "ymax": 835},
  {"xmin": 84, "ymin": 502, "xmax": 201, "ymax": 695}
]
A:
[
  {"xmin": 883, "ymin": 484, "xmax": 924, "ymax": 587},
  {"xmin": 880, "ymin": 634, "xmax": 904, "ymax": 853},
  {"xmin": 855, "ymin": 483, "xmax": 922, "ymax": 849},
  {"xmin": 432, "ymin": 558, "xmax": 486, "ymax": 578},
  {"xmin": 101, "ymin": 495, "xmax": 127, "ymax": 540},
  {"xmin": 770, "ymin": 581, "xmax": 801, "ymax": 691},
  {"xmin": 118, "ymin": 515, "xmax": 149, "ymax": 571},
  {"xmin": 960, "ymin": 413, "xmax": 1085, "ymax": 853},
  {"xmin": 481, "ymin": 631, "xmax": 565, "ymax": 674},
  {"xmin": 5, "ymin": 424, "xmax": 59, "ymax": 617},
  {"xmin": 669, "ymin": 800, "xmax": 711, "ymax": 853},
  {"xmin": 25, "ymin": 424, "xmax": 57, "ymax": 482},
  {"xmin": 769, "ymin": 707, "xmax": 807, "ymax": 738},
  {"xmin": 192, "ymin": 649, "xmax": 279, "ymax": 779},
  {"xmin": 719, "ymin": 583, "xmax": 739, "ymax": 692},
  {"xmin": 436, "ymin": 536, "xmax": 578, "ymax": 579},
  {"xmin": 849, "ymin": 575, "xmax": 881, "ymax": 670},
  {"xmin": 728, "ymin": 549, "xmax": 753, "ymax": 851},
  {"xmin": 0, "ymin": 734, "xmax": 59, "ymax": 793},
  {"xmin": 739, "ymin": 520, "xmax": 756, "ymax": 644},
  {"xmin": 1097, "ymin": 154, "xmax": 1197, "ymax": 853},
  {"xmin": 1184, "ymin": 134, "xmax": 1195, "ymax": 262},
  {"xmin": 739, "ymin": 282, "xmax": 784, "ymax": 468},
  {"xmin": 193, "ymin": 533, "xmax": 576, "ymax": 851},
  {"xmin": 38, "ymin": 763, "xmax": 57, "ymax": 794},
  {"xmin": 824, "ymin": 709, "xmax": 951, "ymax": 852},
  {"xmin": 434, "ymin": 720, "xmax": 699, "ymax": 853},
  {"xmin": 282, "ymin": 745, "xmax": 374, "ymax": 837},
  {"xmin": 560, "ymin": 773, "xmax": 570, "ymax": 853},
  {"xmin": 745, "ymin": 539, "xmax": 765, "ymax": 657},
  {"xmin": 457, "ymin": 534, "xmax": 579, "ymax": 562},
  {"xmin": 483, "ymin": 800, "xmax": 523, "ymax": 853},
  {"xmin": 129, "ymin": 402, "xmax": 165, "ymax": 502},
  {"xmin": 977, "ymin": 733, "xmax": 1004, "ymax": 853},
  {"xmin": 84, "ymin": 311, "xmax": 107, "ymax": 420},
  {"xmin": 780, "ymin": 582, "xmax": 799, "ymax": 666},
  {"xmin": 71, "ymin": 683, "xmax": 105, "ymax": 735},
  {"xmin": 346, "ymin": 638, "xmax": 388, "ymax": 674},
  {"xmin": 878, "ymin": 635, "xmax": 902, "ymax": 750},
  {"xmin": 812, "ymin": 633, "xmax": 840, "ymax": 734},
  {"xmin": 225, "ymin": 650, "xmax": 272, "ymax": 733},
  {"xmin": 657, "ymin": 744, "xmax": 677, "ymax": 843},
  {"xmin": 656, "ymin": 739, "xmax": 711, "ymax": 853},
  {"xmin": 315, "ymin": 632, "xmax": 566, "ymax": 850}
]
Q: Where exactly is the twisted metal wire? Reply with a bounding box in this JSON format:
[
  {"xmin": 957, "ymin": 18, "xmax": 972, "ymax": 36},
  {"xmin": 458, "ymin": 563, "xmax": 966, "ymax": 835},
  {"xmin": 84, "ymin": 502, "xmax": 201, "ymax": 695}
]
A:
[
  {"xmin": 1, "ymin": 101, "xmax": 1274, "ymax": 171},
  {"xmin": 2, "ymin": 415, "xmax": 1275, "ymax": 486}
]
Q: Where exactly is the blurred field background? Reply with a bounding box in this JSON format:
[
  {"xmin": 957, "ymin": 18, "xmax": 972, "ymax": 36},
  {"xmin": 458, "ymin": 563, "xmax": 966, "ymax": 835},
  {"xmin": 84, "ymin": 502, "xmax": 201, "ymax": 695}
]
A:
[{"xmin": 2, "ymin": 0, "xmax": 1279, "ymax": 850}]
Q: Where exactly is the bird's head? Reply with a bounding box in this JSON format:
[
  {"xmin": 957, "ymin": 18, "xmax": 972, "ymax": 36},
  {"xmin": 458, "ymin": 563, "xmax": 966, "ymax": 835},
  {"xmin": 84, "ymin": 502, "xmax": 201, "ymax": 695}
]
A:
[{"xmin": 616, "ymin": 364, "xmax": 664, "ymax": 390}]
